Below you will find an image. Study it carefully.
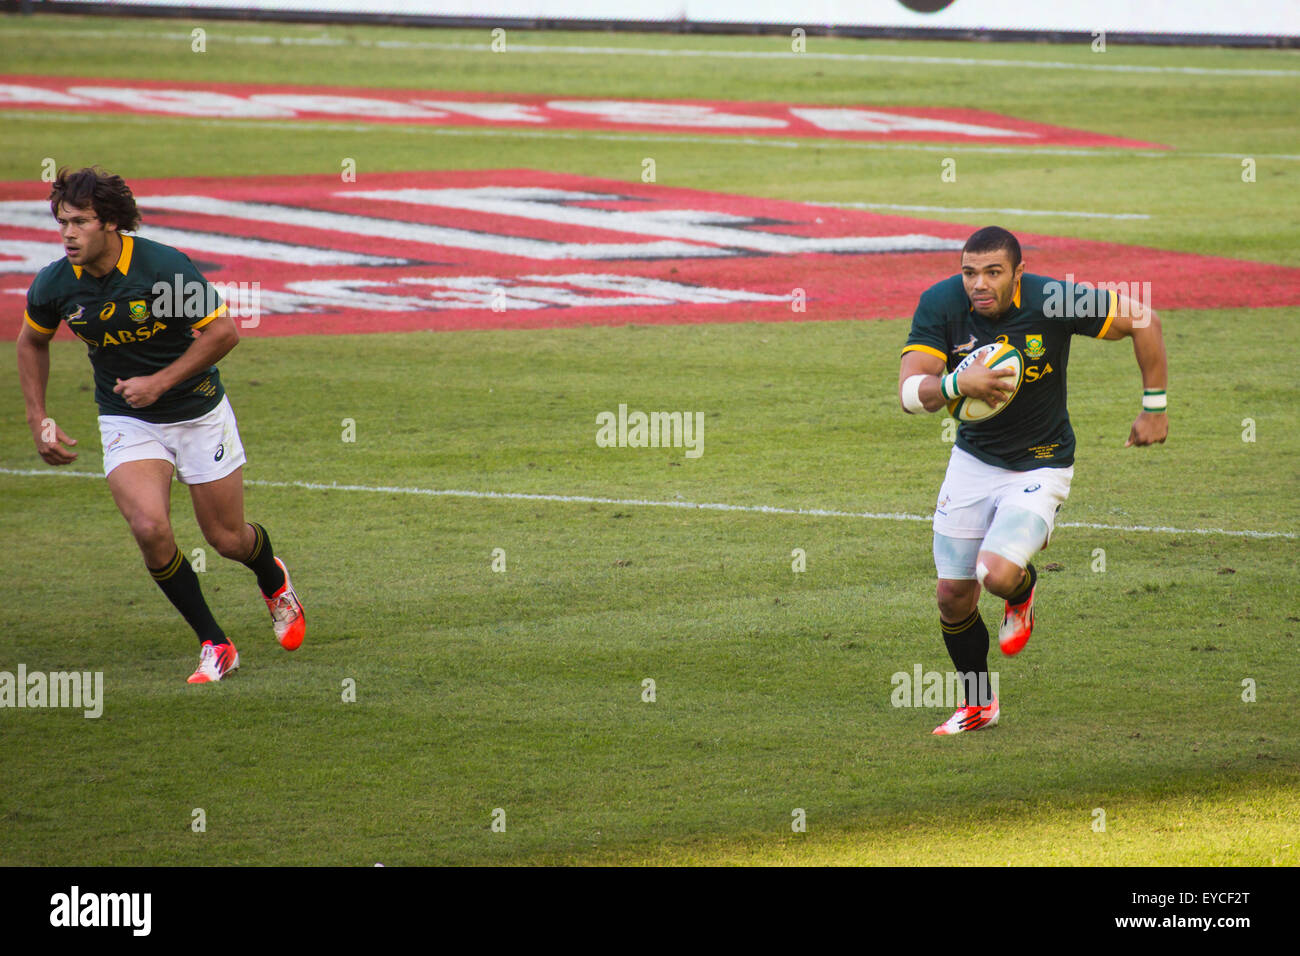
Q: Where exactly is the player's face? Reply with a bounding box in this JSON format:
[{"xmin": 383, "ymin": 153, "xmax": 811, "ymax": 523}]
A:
[
  {"xmin": 961, "ymin": 250, "xmax": 1023, "ymax": 318},
  {"xmin": 56, "ymin": 202, "xmax": 119, "ymax": 274}
]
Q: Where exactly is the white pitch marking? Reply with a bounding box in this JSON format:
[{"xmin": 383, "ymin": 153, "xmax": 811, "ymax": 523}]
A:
[
  {"xmin": 459, "ymin": 43, "xmax": 1300, "ymax": 80},
  {"xmin": 0, "ymin": 468, "xmax": 1293, "ymax": 540},
  {"xmin": 4, "ymin": 27, "xmax": 1297, "ymax": 77},
  {"xmin": 820, "ymin": 202, "xmax": 1150, "ymax": 220}
]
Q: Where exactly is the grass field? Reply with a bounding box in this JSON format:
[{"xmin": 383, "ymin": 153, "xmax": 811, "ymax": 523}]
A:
[{"xmin": 1, "ymin": 13, "xmax": 1297, "ymax": 866}]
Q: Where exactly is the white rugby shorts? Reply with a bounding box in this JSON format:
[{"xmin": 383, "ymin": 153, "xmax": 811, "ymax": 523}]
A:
[
  {"xmin": 99, "ymin": 395, "xmax": 247, "ymax": 485},
  {"xmin": 933, "ymin": 445, "xmax": 1073, "ymax": 540}
]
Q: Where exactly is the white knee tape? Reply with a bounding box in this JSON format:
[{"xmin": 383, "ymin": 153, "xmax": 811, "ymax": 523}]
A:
[
  {"xmin": 975, "ymin": 561, "xmax": 990, "ymax": 586},
  {"xmin": 983, "ymin": 508, "xmax": 1050, "ymax": 569}
]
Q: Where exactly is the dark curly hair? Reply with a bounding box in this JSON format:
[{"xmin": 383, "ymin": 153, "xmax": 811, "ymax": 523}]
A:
[{"xmin": 49, "ymin": 166, "xmax": 141, "ymax": 233}]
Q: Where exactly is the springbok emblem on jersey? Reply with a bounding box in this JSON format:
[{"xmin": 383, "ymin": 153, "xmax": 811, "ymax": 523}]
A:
[{"xmin": 952, "ymin": 334, "xmax": 977, "ymax": 354}]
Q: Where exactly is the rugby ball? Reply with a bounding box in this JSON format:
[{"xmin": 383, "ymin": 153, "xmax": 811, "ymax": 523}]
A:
[{"xmin": 946, "ymin": 342, "xmax": 1024, "ymax": 422}]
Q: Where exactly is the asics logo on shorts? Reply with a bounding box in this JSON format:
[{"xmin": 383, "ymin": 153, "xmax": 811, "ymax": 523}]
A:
[
  {"xmin": 214, "ymin": 443, "xmax": 224, "ymax": 462},
  {"xmin": 1024, "ymin": 484, "xmax": 1041, "ymax": 493}
]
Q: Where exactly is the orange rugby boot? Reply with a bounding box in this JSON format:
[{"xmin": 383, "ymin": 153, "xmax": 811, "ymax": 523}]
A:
[
  {"xmin": 187, "ymin": 640, "xmax": 240, "ymax": 683},
  {"xmin": 263, "ymin": 557, "xmax": 305, "ymax": 651},
  {"xmin": 998, "ymin": 584, "xmax": 1036, "ymax": 656},
  {"xmin": 932, "ymin": 697, "xmax": 1000, "ymax": 735}
]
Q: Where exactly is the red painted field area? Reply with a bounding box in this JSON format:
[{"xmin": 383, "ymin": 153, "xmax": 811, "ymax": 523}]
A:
[
  {"xmin": 4, "ymin": 170, "xmax": 1297, "ymax": 339},
  {"xmin": 0, "ymin": 75, "xmax": 1164, "ymax": 149}
]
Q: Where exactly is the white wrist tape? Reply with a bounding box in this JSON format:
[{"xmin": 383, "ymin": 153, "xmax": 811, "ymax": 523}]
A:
[
  {"xmin": 940, "ymin": 371, "xmax": 961, "ymax": 401},
  {"xmin": 901, "ymin": 374, "xmax": 927, "ymax": 414}
]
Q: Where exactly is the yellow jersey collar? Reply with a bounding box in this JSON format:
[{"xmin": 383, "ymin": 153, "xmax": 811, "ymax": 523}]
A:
[{"xmin": 72, "ymin": 234, "xmax": 133, "ymax": 280}]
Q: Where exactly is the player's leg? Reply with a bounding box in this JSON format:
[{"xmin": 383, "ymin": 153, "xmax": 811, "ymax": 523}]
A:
[
  {"xmin": 931, "ymin": 537, "xmax": 999, "ymax": 734},
  {"xmin": 105, "ymin": 457, "xmax": 235, "ymax": 682},
  {"xmin": 977, "ymin": 519, "xmax": 1043, "ymax": 656},
  {"xmin": 107, "ymin": 458, "xmax": 180, "ymax": 568},
  {"xmin": 929, "ymin": 448, "xmax": 1000, "ymax": 734},
  {"xmin": 972, "ymin": 550, "xmax": 1033, "ymax": 600},
  {"xmin": 180, "ymin": 398, "xmax": 304, "ymax": 650},
  {"xmin": 937, "ymin": 571, "xmax": 987, "ymax": 707},
  {"xmin": 978, "ymin": 465, "xmax": 1073, "ymax": 655},
  {"xmin": 187, "ymin": 465, "xmax": 256, "ymax": 562}
]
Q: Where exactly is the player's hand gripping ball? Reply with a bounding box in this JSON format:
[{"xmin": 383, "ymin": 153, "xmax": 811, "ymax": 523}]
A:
[{"xmin": 947, "ymin": 342, "xmax": 1025, "ymax": 422}]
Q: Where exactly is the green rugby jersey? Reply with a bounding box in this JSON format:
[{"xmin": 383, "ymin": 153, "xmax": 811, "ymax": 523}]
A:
[
  {"xmin": 24, "ymin": 234, "xmax": 227, "ymax": 423},
  {"xmin": 902, "ymin": 273, "xmax": 1117, "ymax": 471}
]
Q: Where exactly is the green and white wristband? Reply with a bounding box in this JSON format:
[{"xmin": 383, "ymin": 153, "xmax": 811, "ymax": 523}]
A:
[
  {"xmin": 1142, "ymin": 388, "xmax": 1167, "ymax": 413},
  {"xmin": 940, "ymin": 371, "xmax": 962, "ymax": 401}
]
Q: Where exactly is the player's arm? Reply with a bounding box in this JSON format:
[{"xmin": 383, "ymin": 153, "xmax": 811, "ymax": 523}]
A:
[
  {"xmin": 113, "ymin": 310, "xmax": 240, "ymax": 410},
  {"xmin": 898, "ymin": 350, "xmax": 946, "ymax": 413},
  {"xmin": 898, "ymin": 349, "xmax": 1016, "ymax": 414},
  {"xmin": 1100, "ymin": 292, "xmax": 1168, "ymax": 447},
  {"xmin": 16, "ymin": 320, "xmax": 79, "ymax": 464}
]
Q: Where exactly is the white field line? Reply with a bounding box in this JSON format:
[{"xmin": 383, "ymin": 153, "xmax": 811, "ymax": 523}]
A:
[
  {"xmin": 1, "ymin": 467, "xmax": 1294, "ymax": 541},
  {"xmin": 4, "ymin": 27, "xmax": 1298, "ymax": 77},
  {"xmin": 820, "ymin": 202, "xmax": 1150, "ymax": 220},
  {"xmin": 7, "ymin": 110, "xmax": 1299, "ymax": 162}
]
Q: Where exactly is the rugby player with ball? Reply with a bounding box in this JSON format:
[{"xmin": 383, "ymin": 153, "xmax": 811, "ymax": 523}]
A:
[{"xmin": 898, "ymin": 227, "xmax": 1168, "ymax": 735}]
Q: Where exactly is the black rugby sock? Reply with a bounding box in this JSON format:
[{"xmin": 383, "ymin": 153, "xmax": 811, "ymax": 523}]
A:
[
  {"xmin": 1006, "ymin": 562, "xmax": 1037, "ymax": 606},
  {"xmin": 149, "ymin": 548, "xmax": 226, "ymax": 645},
  {"xmin": 941, "ymin": 608, "xmax": 994, "ymax": 706},
  {"xmin": 242, "ymin": 522, "xmax": 286, "ymax": 598}
]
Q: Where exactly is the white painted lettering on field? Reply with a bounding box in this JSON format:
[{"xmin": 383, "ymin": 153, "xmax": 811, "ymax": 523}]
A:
[
  {"xmin": 0, "ymin": 82, "xmax": 1119, "ymax": 141},
  {"xmin": 67, "ymin": 86, "xmax": 293, "ymax": 118},
  {"xmin": 344, "ymin": 186, "xmax": 963, "ymax": 256},
  {"xmin": 142, "ymin": 194, "xmax": 727, "ymax": 261},
  {"xmin": 0, "ymin": 239, "xmax": 64, "ymax": 273},
  {"xmin": 0, "ymin": 200, "xmax": 406, "ymax": 267},
  {"xmin": 545, "ymin": 99, "xmax": 787, "ymax": 129},
  {"xmin": 248, "ymin": 93, "xmax": 445, "ymax": 119},
  {"xmin": 0, "ymin": 83, "xmax": 94, "ymax": 107},
  {"xmin": 790, "ymin": 107, "xmax": 1033, "ymax": 139},
  {"xmin": 415, "ymin": 100, "xmax": 549, "ymax": 123},
  {"xmin": 265, "ymin": 274, "xmax": 787, "ymax": 313}
]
